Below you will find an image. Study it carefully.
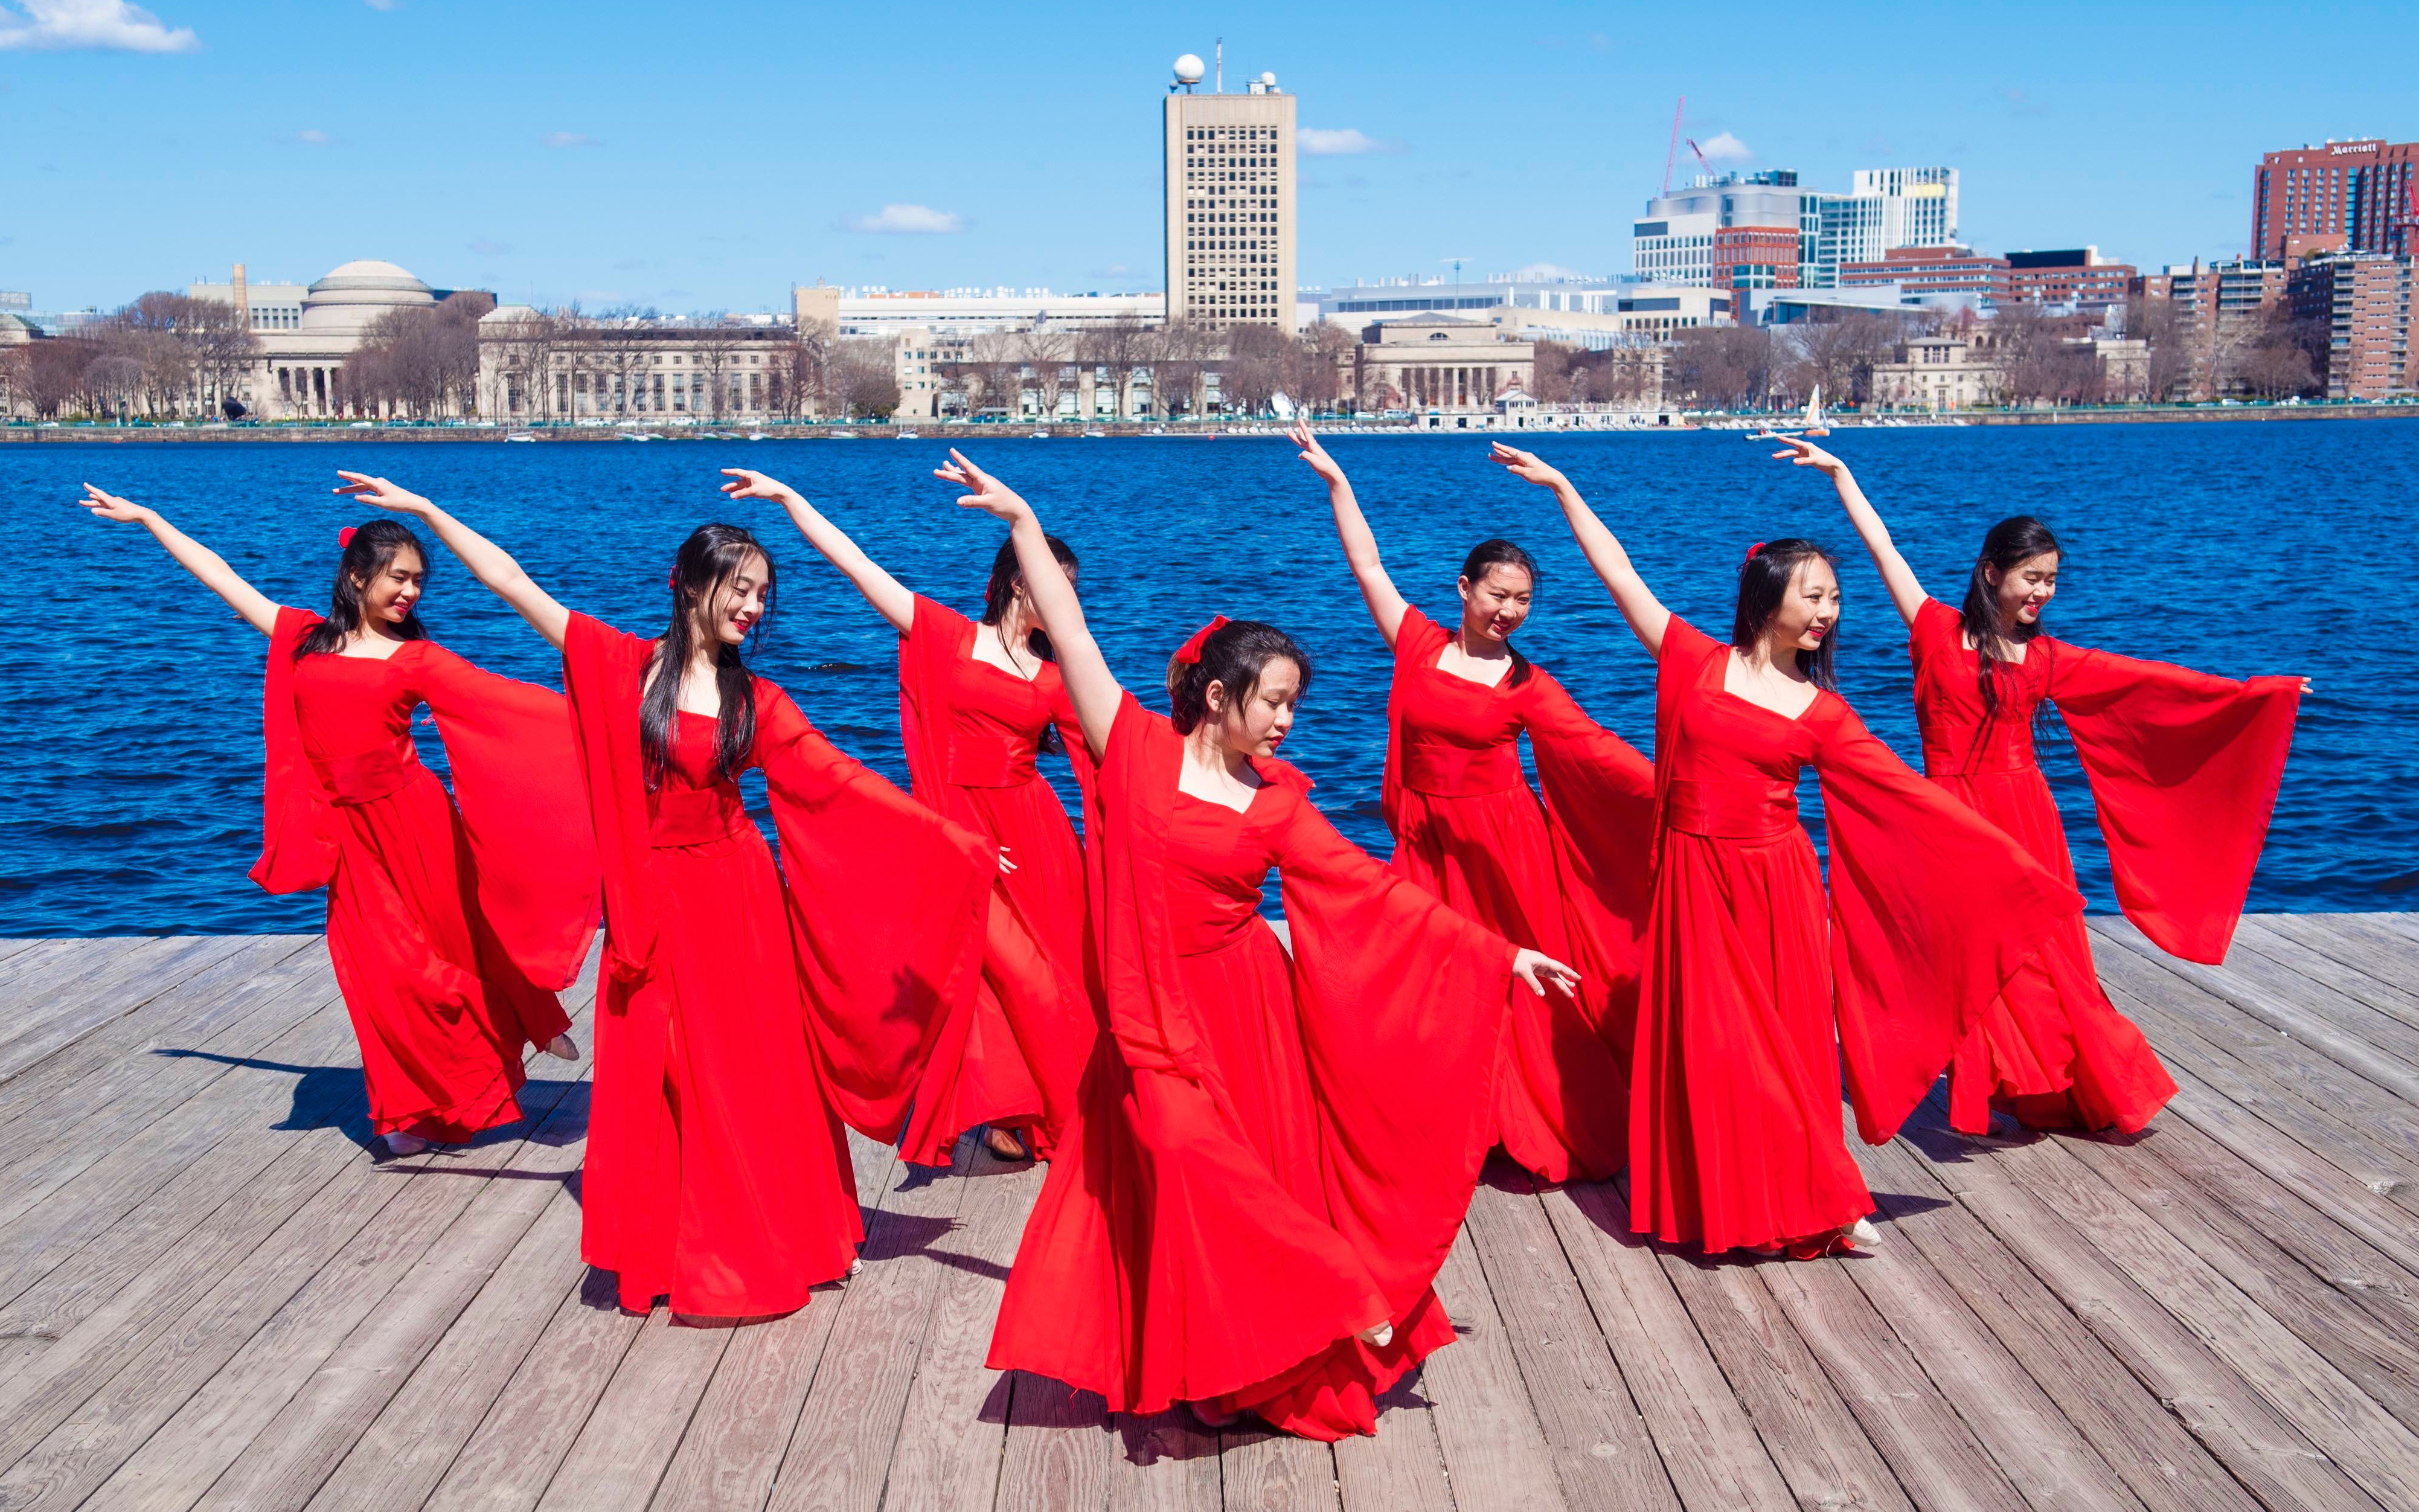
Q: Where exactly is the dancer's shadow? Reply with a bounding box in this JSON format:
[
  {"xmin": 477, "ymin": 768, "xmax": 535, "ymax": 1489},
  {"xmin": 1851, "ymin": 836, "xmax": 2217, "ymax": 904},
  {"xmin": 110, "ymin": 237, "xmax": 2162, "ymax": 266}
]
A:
[{"xmin": 152, "ymin": 1048, "xmax": 368, "ymax": 1141}]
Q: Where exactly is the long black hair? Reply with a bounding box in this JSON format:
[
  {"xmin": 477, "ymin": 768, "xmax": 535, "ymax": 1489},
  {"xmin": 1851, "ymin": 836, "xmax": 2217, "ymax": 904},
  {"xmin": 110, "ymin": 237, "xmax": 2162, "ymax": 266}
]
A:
[
  {"xmin": 640, "ymin": 524, "xmax": 775, "ymax": 790},
  {"xmin": 1458, "ymin": 538, "xmax": 1538, "ymax": 688},
  {"xmin": 296, "ymin": 519, "xmax": 432, "ymax": 658},
  {"xmin": 1731, "ymin": 537, "xmax": 1839, "ymax": 692},
  {"xmin": 1165, "ymin": 619, "xmax": 1313, "ymax": 736},
  {"xmin": 1959, "ymin": 516, "xmax": 2062, "ymax": 720},
  {"xmin": 981, "ymin": 534, "xmax": 1078, "ymax": 664}
]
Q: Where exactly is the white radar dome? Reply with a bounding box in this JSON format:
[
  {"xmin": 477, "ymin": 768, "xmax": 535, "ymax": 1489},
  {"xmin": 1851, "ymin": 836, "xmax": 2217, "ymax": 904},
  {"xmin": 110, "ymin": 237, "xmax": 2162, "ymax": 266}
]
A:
[
  {"xmin": 1259, "ymin": 71, "xmax": 1276, "ymax": 86},
  {"xmin": 1173, "ymin": 54, "xmax": 1205, "ymax": 85}
]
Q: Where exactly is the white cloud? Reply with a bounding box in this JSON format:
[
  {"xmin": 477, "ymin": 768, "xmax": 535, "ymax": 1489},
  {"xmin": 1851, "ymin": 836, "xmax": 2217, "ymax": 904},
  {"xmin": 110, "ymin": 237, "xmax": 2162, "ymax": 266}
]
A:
[
  {"xmin": 541, "ymin": 131, "xmax": 601, "ymax": 149},
  {"xmin": 847, "ymin": 203, "xmax": 964, "ymax": 234},
  {"xmin": 1298, "ymin": 127, "xmax": 1395, "ymax": 156},
  {"xmin": 0, "ymin": 0, "xmax": 197, "ymax": 52},
  {"xmin": 293, "ymin": 128, "xmax": 332, "ymax": 146},
  {"xmin": 1697, "ymin": 131, "xmax": 1751, "ymax": 162}
]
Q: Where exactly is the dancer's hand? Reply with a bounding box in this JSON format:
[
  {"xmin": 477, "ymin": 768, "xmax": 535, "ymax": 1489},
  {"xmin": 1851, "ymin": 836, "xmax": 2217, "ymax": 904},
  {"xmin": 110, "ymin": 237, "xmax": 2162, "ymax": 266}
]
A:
[
  {"xmin": 1770, "ymin": 436, "xmax": 1847, "ymax": 475},
  {"xmin": 1512, "ymin": 947, "xmax": 1581, "ymax": 999},
  {"xmin": 77, "ymin": 484, "xmax": 151, "ymax": 524},
  {"xmin": 937, "ymin": 449, "xmax": 1033, "ymax": 524},
  {"xmin": 720, "ymin": 469, "xmax": 801, "ymax": 506},
  {"xmin": 997, "ymin": 845, "xmax": 1019, "ymax": 876},
  {"xmin": 333, "ymin": 472, "xmax": 435, "ymax": 517},
  {"xmin": 1488, "ymin": 444, "xmax": 1569, "ymax": 493},
  {"xmin": 1289, "ymin": 421, "xmax": 1346, "ymax": 487}
]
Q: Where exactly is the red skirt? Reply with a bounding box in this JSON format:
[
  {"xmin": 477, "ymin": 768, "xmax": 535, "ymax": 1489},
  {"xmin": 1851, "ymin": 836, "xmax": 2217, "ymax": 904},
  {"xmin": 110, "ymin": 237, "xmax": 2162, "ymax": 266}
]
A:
[
  {"xmin": 1935, "ymin": 767, "xmax": 2176, "ymax": 1134},
  {"xmin": 989, "ymin": 919, "xmax": 1452, "ymax": 1441},
  {"xmin": 582, "ymin": 825, "xmax": 864, "ymax": 1317},
  {"xmin": 1392, "ymin": 784, "xmax": 1626, "ymax": 1184},
  {"xmin": 322, "ymin": 767, "xmax": 571, "ymax": 1142},
  {"xmin": 899, "ymin": 774, "xmax": 1094, "ymax": 1164},
  {"xmin": 1629, "ymin": 828, "xmax": 1873, "ymax": 1253}
]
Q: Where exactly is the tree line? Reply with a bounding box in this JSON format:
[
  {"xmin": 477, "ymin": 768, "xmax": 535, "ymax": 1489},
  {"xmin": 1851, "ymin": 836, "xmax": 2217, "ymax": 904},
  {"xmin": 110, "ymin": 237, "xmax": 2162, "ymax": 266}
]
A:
[{"xmin": 1, "ymin": 293, "xmax": 259, "ymax": 420}]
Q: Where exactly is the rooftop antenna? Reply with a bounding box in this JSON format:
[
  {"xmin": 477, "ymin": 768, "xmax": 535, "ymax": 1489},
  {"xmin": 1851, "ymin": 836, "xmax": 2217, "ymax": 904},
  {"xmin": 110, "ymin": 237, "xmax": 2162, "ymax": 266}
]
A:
[
  {"xmin": 1662, "ymin": 96, "xmax": 1685, "ymax": 196},
  {"xmin": 1215, "ymin": 38, "xmax": 1223, "ymax": 93}
]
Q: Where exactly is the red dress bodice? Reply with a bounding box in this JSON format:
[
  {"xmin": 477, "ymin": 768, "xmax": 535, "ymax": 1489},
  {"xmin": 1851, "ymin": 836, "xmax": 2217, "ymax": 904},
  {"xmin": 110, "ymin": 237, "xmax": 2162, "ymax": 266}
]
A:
[
  {"xmin": 1909, "ymin": 600, "xmax": 2052, "ymax": 777},
  {"xmin": 1164, "ymin": 788, "xmax": 1294, "ymax": 955},
  {"xmin": 936, "ymin": 655, "xmax": 1065, "ymax": 789},
  {"xmin": 1661, "ymin": 678, "xmax": 1827, "ymax": 842},
  {"xmin": 1397, "ymin": 662, "xmax": 1525, "ymax": 796}
]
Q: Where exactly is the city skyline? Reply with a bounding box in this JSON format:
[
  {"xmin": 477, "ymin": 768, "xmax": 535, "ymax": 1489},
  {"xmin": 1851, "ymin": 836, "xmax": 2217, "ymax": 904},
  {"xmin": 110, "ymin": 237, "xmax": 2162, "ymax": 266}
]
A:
[{"xmin": 4, "ymin": 0, "xmax": 2414, "ymax": 313}]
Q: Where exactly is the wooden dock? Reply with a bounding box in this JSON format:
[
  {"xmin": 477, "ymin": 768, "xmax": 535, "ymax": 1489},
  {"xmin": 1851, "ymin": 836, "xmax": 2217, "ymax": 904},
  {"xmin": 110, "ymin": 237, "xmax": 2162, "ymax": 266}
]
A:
[{"xmin": 1, "ymin": 915, "xmax": 2417, "ymax": 1511}]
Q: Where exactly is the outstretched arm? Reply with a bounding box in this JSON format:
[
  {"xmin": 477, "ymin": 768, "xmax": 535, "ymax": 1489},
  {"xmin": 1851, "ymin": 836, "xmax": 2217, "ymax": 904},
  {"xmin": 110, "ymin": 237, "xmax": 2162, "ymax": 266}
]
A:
[
  {"xmin": 1489, "ymin": 445, "xmax": 1670, "ymax": 656},
  {"xmin": 333, "ymin": 472, "xmax": 571, "ymax": 649},
  {"xmin": 1772, "ymin": 438, "xmax": 1925, "ymax": 626},
  {"xmin": 76, "ymin": 485, "xmax": 280, "ymax": 635},
  {"xmin": 720, "ymin": 469, "xmax": 914, "ymax": 633},
  {"xmin": 936, "ymin": 449, "xmax": 1120, "ymax": 758},
  {"xmin": 1287, "ymin": 421, "xmax": 1408, "ymax": 645}
]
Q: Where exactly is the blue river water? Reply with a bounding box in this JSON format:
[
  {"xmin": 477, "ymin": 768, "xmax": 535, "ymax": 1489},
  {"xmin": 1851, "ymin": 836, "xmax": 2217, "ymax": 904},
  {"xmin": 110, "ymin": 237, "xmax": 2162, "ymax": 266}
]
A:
[{"xmin": 3, "ymin": 422, "xmax": 2409, "ymax": 937}]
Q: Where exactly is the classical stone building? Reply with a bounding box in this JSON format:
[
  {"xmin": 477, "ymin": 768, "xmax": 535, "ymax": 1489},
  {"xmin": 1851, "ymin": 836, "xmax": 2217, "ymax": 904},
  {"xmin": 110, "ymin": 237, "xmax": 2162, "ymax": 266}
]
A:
[
  {"xmin": 190, "ymin": 260, "xmax": 476, "ymax": 419},
  {"xmin": 1347, "ymin": 316, "xmax": 1536, "ymax": 413},
  {"xmin": 476, "ymin": 306, "xmax": 801, "ymax": 422}
]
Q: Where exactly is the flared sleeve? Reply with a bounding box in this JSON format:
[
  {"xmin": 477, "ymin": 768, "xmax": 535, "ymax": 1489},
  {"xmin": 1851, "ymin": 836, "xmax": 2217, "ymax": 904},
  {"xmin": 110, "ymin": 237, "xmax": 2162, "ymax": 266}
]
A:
[
  {"xmin": 1272, "ymin": 787, "xmax": 1519, "ymax": 1316},
  {"xmin": 2048, "ymin": 644, "xmax": 2299, "ymax": 964},
  {"xmin": 415, "ymin": 644, "xmax": 601, "ymax": 990},
  {"xmin": 757, "ymin": 685, "xmax": 994, "ymax": 1140},
  {"xmin": 248, "ymin": 607, "xmax": 338, "ymax": 895},
  {"xmin": 897, "ymin": 593, "xmax": 974, "ymax": 813},
  {"xmin": 1379, "ymin": 607, "xmax": 1453, "ymax": 836},
  {"xmin": 1522, "ymin": 670, "xmax": 1656, "ymax": 1043},
  {"xmin": 1813, "ymin": 702, "xmax": 2085, "ymax": 1142},
  {"xmin": 559, "ymin": 612, "xmax": 661, "ymax": 988},
  {"xmin": 1091, "ymin": 694, "xmax": 1217, "ymax": 1080}
]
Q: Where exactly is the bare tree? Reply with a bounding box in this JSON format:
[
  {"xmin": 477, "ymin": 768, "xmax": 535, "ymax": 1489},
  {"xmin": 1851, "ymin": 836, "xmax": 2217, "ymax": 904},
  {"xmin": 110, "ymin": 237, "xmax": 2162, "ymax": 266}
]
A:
[
  {"xmin": 1782, "ymin": 312, "xmax": 1899, "ymax": 406},
  {"xmin": 1075, "ymin": 318, "xmax": 1152, "ymax": 421},
  {"xmin": 1666, "ymin": 325, "xmax": 1776, "ymax": 409},
  {"xmin": 688, "ymin": 315, "xmax": 743, "ymax": 423},
  {"xmin": 1146, "ymin": 321, "xmax": 1212, "ymax": 418},
  {"xmin": 1019, "ymin": 329, "xmax": 1074, "ymax": 423},
  {"xmin": 834, "ymin": 338, "xmax": 900, "ymax": 420}
]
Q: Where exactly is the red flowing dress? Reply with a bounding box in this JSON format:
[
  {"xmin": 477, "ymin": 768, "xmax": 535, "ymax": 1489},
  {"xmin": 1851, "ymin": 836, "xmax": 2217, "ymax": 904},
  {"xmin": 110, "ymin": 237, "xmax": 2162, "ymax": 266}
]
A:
[
  {"xmin": 1630, "ymin": 620, "xmax": 2082, "ymax": 1254},
  {"xmin": 991, "ymin": 696, "xmax": 1524, "ymax": 1441},
  {"xmin": 252, "ymin": 609, "xmax": 599, "ymax": 1142},
  {"xmin": 1381, "ymin": 607, "xmax": 1654, "ymax": 1183},
  {"xmin": 1908, "ymin": 599, "xmax": 2301, "ymax": 1133},
  {"xmin": 560, "ymin": 613, "xmax": 992, "ymax": 1318},
  {"xmin": 895, "ymin": 595, "xmax": 1097, "ymax": 1165}
]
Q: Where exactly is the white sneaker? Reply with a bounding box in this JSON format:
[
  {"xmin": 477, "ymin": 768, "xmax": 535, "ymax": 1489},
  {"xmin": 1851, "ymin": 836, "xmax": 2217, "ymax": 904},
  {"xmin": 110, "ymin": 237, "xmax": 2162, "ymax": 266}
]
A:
[
  {"xmin": 382, "ymin": 1131, "xmax": 432, "ymax": 1156},
  {"xmin": 1848, "ymin": 1218, "xmax": 1882, "ymax": 1249}
]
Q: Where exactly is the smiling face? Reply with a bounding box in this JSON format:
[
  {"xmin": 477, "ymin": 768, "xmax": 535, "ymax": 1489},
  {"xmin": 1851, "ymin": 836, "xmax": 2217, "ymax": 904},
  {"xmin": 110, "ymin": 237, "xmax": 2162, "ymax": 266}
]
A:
[
  {"xmin": 1458, "ymin": 563, "xmax": 1534, "ymax": 645},
  {"xmin": 1202, "ymin": 655, "xmax": 1303, "ymax": 760},
  {"xmin": 1986, "ymin": 549, "xmax": 2060, "ymax": 629},
  {"xmin": 351, "ymin": 545, "xmax": 427, "ymax": 627},
  {"xmin": 1764, "ymin": 556, "xmax": 1842, "ymax": 658},
  {"xmin": 691, "ymin": 548, "xmax": 771, "ymax": 647}
]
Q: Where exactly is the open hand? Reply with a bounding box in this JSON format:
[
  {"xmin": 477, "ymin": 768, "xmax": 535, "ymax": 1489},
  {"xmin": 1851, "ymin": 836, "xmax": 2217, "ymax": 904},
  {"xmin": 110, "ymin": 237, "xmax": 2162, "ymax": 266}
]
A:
[
  {"xmin": 997, "ymin": 845, "xmax": 1019, "ymax": 876},
  {"xmin": 77, "ymin": 483, "xmax": 149, "ymax": 524},
  {"xmin": 1769, "ymin": 436, "xmax": 1847, "ymax": 474},
  {"xmin": 936, "ymin": 449, "xmax": 1032, "ymax": 524},
  {"xmin": 720, "ymin": 469, "xmax": 799, "ymax": 505},
  {"xmin": 1288, "ymin": 421, "xmax": 1347, "ymax": 487},
  {"xmin": 1512, "ymin": 947, "xmax": 1582, "ymax": 999},
  {"xmin": 1488, "ymin": 444, "xmax": 1569, "ymax": 492},
  {"xmin": 333, "ymin": 471, "xmax": 434, "ymax": 516}
]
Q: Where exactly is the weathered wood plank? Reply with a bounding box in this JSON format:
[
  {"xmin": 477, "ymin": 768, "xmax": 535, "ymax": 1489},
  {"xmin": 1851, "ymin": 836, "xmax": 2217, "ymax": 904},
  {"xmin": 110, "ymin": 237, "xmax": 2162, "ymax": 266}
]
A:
[
  {"xmin": 0, "ymin": 937, "xmax": 252, "ymax": 1081},
  {"xmin": 1216, "ymin": 1427, "xmax": 1338, "ymax": 1512},
  {"xmin": 1418, "ymin": 1225, "xmax": 1569, "ymax": 1512},
  {"xmin": 868, "ymin": 1153, "xmax": 1039, "ymax": 1512},
  {"xmin": 1895, "ymin": 1111, "xmax": 2383, "ymax": 1511},
  {"xmin": 996, "ymin": 1376, "xmax": 1115, "ymax": 1512},
  {"xmin": 1331, "ymin": 1392, "xmax": 1450, "ymax": 1512},
  {"xmin": 2232, "ymin": 918, "xmax": 2419, "ymax": 1036},
  {"xmin": 1106, "ymin": 1410, "xmax": 1220, "ymax": 1512},
  {"xmin": 529, "ymin": 1309, "xmax": 734, "ymax": 1512},
  {"xmin": 1655, "ymin": 1246, "xmax": 1913, "ymax": 1512},
  {"xmin": 1541, "ymin": 1183, "xmax": 1792, "ymax": 1512},
  {"xmin": 1856, "ymin": 1134, "xmax": 2260, "ymax": 1512},
  {"xmin": 1457, "ymin": 1177, "xmax": 1676, "ymax": 1511}
]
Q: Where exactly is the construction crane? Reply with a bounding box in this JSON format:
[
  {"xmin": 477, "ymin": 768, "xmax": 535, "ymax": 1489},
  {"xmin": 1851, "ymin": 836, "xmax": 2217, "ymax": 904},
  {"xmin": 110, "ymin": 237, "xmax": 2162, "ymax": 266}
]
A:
[
  {"xmin": 1661, "ymin": 97, "xmax": 1685, "ymax": 196},
  {"xmin": 1687, "ymin": 138, "xmax": 1712, "ymax": 179}
]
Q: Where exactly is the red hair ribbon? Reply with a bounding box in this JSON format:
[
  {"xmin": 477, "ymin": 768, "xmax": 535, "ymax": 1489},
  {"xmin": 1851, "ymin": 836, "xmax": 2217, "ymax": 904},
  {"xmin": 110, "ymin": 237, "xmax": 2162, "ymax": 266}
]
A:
[
  {"xmin": 667, "ymin": 568, "xmax": 679, "ymax": 591},
  {"xmin": 1745, "ymin": 540, "xmax": 1767, "ymax": 563},
  {"xmin": 338, "ymin": 527, "xmax": 356, "ymax": 548},
  {"xmin": 1174, "ymin": 614, "xmax": 1230, "ymax": 665}
]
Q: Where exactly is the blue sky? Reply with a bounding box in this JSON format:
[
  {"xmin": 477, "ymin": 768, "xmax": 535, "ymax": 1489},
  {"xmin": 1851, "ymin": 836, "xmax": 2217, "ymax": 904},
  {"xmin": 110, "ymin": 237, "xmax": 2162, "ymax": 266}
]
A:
[{"xmin": 4, "ymin": 0, "xmax": 2411, "ymax": 313}]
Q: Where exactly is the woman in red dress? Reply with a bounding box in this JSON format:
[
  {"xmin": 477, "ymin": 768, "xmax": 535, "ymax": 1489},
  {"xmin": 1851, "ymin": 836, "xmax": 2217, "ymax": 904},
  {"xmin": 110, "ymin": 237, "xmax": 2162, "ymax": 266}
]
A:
[
  {"xmin": 1287, "ymin": 424, "xmax": 1652, "ymax": 1184},
  {"xmin": 340, "ymin": 472, "xmax": 993, "ymax": 1319},
  {"xmin": 1495, "ymin": 444, "xmax": 2083, "ymax": 1258},
  {"xmin": 944, "ymin": 450, "xmax": 1582, "ymax": 1440},
  {"xmin": 75, "ymin": 487, "xmax": 595, "ymax": 1159},
  {"xmin": 723, "ymin": 467, "xmax": 1094, "ymax": 1168},
  {"xmin": 1773, "ymin": 438, "xmax": 2304, "ymax": 1134}
]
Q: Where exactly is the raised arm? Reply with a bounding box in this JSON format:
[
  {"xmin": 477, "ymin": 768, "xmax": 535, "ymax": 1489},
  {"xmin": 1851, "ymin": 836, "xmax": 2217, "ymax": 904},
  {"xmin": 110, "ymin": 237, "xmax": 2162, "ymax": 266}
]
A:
[
  {"xmin": 1287, "ymin": 421, "xmax": 1408, "ymax": 645},
  {"xmin": 1772, "ymin": 438, "xmax": 1926, "ymax": 626},
  {"xmin": 76, "ymin": 485, "xmax": 280, "ymax": 634},
  {"xmin": 936, "ymin": 449, "xmax": 1120, "ymax": 758},
  {"xmin": 333, "ymin": 472, "xmax": 571, "ymax": 649},
  {"xmin": 1489, "ymin": 445, "xmax": 1670, "ymax": 656},
  {"xmin": 720, "ymin": 469, "xmax": 914, "ymax": 633}
]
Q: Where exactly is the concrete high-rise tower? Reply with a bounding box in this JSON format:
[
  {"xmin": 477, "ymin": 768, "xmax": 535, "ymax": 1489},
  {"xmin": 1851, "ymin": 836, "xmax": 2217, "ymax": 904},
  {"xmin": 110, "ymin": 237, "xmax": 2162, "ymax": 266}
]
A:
[{"xmin": 1163, "ymin": 55, "xmax": 1297, "ymax": 333}]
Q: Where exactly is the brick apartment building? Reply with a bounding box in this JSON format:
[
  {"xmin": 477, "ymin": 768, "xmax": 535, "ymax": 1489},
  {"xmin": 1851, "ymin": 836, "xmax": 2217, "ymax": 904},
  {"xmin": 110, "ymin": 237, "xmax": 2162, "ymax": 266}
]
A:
[
  {"xmin": 2289, "ymin": 253, "xmax": 2417, "ymax": 400},
  {"xmin": 2004, "ymin": 249, "xmax": 2136, "ymax": 310},
  {"xmin": 1837, "ymin": 245, "xmax": 2011, "ymax": 300}
]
